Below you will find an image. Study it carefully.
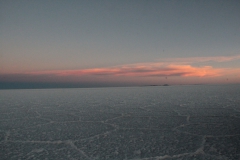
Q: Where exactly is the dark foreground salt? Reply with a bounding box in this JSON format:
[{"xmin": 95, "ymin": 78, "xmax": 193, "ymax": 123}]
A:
[{"xmin": 1, "ymin": 85, "xmax": 240, "ymax": 159}]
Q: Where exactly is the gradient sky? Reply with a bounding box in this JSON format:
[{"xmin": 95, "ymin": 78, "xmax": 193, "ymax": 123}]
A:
[{"xmin": 1, "ymin": 0, "xmax": 240, "ymax": 87}]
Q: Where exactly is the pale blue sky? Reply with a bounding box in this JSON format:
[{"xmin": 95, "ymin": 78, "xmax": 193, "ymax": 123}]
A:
[{"xmin": 0, "ymin": 0, "xmax": 240, "ymax": 86}]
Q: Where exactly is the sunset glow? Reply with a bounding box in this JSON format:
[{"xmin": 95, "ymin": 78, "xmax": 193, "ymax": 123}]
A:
[
  {"xmin": 1, "ymin": 55, "xmax": 240, "ymax": 86},
  {"xmin": 26, "ymin": 65, "xmax": 220, "ymax": 77},
  {"xmin": 1, "ymin": 1, "xmax": 240, "ymax": 88}
]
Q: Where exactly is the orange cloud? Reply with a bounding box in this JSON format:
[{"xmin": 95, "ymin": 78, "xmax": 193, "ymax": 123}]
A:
[
  {"xmin": 2, "ymin": 55, "xmax": 240, "ymax": 84},
  {"xmin": 24, "ymin": 64, "xmax": 223, "ymax": 78},
  {"xmin": 1, "ymin": 63, "xmax": 240, "ymax": 85}
]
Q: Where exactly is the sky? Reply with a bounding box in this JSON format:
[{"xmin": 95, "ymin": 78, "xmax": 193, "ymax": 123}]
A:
[{"xmin": 1, "ymin": 0, "xmax": 240, "ymax": 88}]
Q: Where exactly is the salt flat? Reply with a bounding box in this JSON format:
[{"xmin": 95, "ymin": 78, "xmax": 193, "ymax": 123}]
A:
[{"xmin": 1, "ymin": 85, "xmax": 240, "ymax": 160}]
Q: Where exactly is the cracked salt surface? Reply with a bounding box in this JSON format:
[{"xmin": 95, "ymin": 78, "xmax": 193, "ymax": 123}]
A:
[{"xmin": 1, "ymin": 85, "xmax": 240, "ymax": 160}]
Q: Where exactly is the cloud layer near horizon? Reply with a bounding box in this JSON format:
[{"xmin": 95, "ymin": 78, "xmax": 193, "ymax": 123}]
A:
[
  {"xmin": 1, "ymin": 55, "xmax": 240, "ymax": 84},
  {"xmin": 25, "ymin": 64, "xmax": 222, "ymax": 77}
]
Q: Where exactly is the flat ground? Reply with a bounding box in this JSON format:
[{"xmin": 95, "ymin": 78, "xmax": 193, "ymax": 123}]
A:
[{"xmin": 1, "ymin": 86, "xmax": 240, "ymax": 159}]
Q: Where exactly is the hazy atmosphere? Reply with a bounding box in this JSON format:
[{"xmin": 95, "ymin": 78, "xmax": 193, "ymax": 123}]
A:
[
  {"xmin": 1, "ymin": 1, "xmax": 240, "ymax": 159},
  {"xmin": 1, "ymin": 0, "xmax": 240, "ymax": 88}
]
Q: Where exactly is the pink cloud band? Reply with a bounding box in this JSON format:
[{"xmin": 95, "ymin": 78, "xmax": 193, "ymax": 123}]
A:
[
  {"xmin": 26, "ymin": 64, "xmax": 223, "ymax": 78},
  {"xmin": 1, "ymin": 55, "xmax": 239, "ymax": 84}
]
